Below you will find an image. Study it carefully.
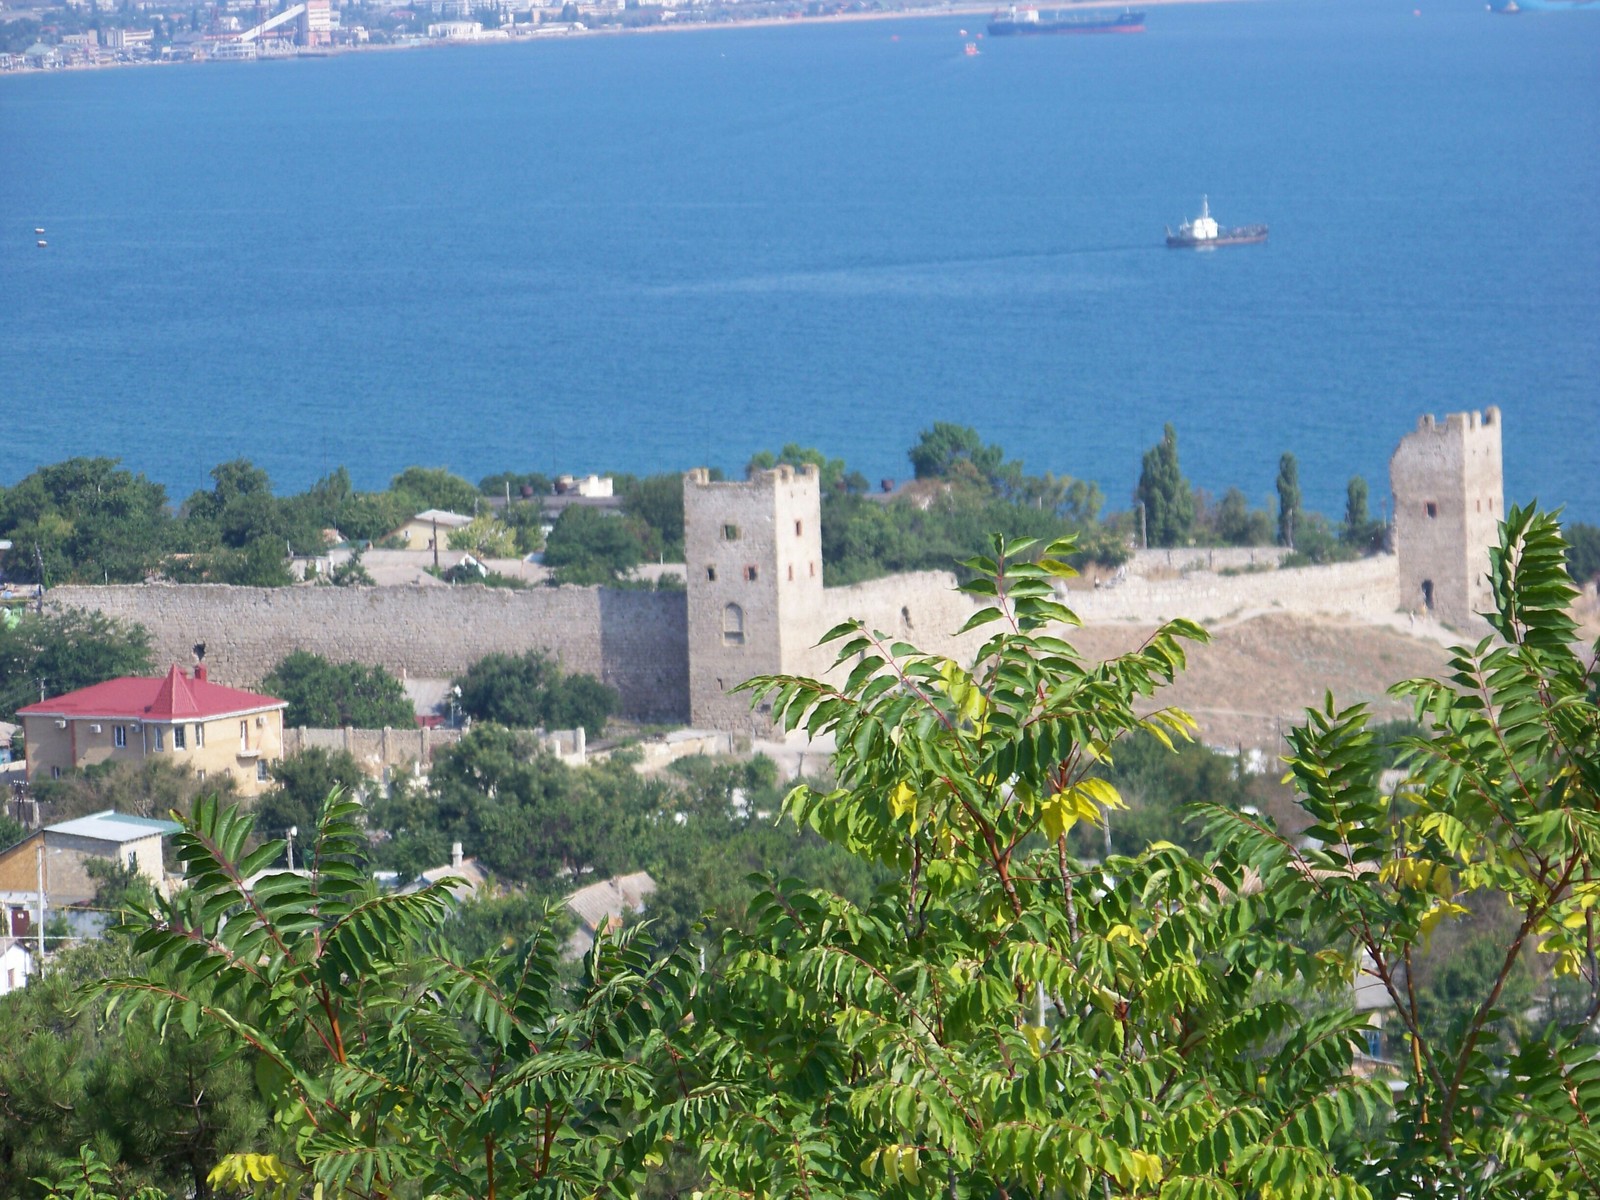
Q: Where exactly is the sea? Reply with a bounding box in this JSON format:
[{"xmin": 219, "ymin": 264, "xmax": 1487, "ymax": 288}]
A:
[{"xmin": 2, "ymin": 0, "xmax": 1597, "ymax": 521}]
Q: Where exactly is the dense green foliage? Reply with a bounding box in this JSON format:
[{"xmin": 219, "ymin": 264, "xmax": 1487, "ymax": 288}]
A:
[
  {"xmin": 1135, "ymin": 423, "xmax": 1196, "ymax": 547},
  {"xmin": 82, "ymin": 510, "xmax": 1600, "ymax": 1200},
  {"xmin": 0, "ymin": 609, "xmax": 153, "ymax": 720},
  {"xmin": 0, "ymin": 938, "xmax": 269, "ymax": 1199},
  {"xmin": 451, "ymin": 650, "xmax": 617, "ymax": 737},
  {"xmin": 28, "ymin": 756, "xmax": 237, "ymax": 825},
  {"xmin": 253, "ymin": 748, "xmax": 370, "ymax": 849},
  {"xmin": 0, "ymin": 458, "xmax": 171, "ymax": 585},
  {"xmin": 542, "ymin": 505, "xmax": 646, "ymax": 585},
  {"xmin": 387, "ymin": 466, "xmax": 479, "ymax": 515},
  {"xmin": 261, "ymin": 651, "xmax": 415, "ymax": 730}
]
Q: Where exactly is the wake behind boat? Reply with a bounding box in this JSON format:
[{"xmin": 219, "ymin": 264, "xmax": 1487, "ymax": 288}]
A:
[
  {"xmin": 987, "ymin": 7, "xmax": 1146, "ymax": 36},
  {"xmin": 1165, "ymin": 196, "xmax": 1268, "ymax": 249}
]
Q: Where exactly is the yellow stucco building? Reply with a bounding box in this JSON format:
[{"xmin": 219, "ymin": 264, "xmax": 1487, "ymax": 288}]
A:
[{"xmin": 16, "ymin": 664, "xmax": 286, "ymax": 795}]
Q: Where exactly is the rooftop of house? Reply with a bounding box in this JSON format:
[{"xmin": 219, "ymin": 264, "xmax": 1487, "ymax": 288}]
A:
[
  {"xmin": 408, "ymin": 509, "xmax": 475, "ymax": 528},
  {"xmin": 564, "ymin": 871, "xmax": 656, "ymax": 934},
  {"xmin": 42, "ymin": 809, "xmax": 183, "ymax": 845},
  {"xmin": 16, "ymin": 665, "xmax": 285, "ymax": 723}
]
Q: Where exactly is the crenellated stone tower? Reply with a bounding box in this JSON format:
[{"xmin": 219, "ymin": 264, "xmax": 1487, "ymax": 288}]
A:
[
  {"xmin": 1389, "ymin": 407, "xmax": 1503, "ymax": 629},
  {"xmin": 684, "ymin": 464, "xmax": 825, "ymax": 734}
]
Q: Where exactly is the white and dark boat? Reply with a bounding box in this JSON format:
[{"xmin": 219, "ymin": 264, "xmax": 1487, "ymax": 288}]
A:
[{"xmin": 1165, "ymin": 196, "xmax": 1268, "ymax": 249}]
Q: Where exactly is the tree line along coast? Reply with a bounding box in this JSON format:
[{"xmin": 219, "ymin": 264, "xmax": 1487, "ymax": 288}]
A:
[
  {"xmin": 6, "ymin": 422, "xmax": 1595, "ymax": 595},
  {"xmin": 0, "ymin": 504, "xmax": 1596, "ymax": 1199}
]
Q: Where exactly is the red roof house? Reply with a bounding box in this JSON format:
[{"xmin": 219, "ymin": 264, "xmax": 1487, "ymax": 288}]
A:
[{"xmin": 16, "ymin": 664, "xmax": 287, "ymax": 794}]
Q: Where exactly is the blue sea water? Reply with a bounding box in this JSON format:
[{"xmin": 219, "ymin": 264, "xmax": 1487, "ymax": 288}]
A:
[{"xmin": 2, "ymin": 0, "xmax": 1597, "ymax": 520}]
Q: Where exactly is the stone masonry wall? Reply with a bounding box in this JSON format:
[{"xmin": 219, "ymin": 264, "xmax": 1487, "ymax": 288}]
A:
[
  {"xmin": 791, "ymin": 555, "xmax": 1403, "ymax": 681},
  {"xmin": 48, "ymin": 584, "xmax": 690, "ymax": 723},
  {"xmin": 281, "ymin": 725, "xmax": 586, "ymax": 777}
]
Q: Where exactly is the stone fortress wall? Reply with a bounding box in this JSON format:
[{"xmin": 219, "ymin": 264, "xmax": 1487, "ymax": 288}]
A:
[
  {"xmin": 46, "ymin": 409, "xmax": 1500, "ymax": 732},
  {"xmin": 48, "ymin": 583, "xmax": 691, "ymax": 723}
]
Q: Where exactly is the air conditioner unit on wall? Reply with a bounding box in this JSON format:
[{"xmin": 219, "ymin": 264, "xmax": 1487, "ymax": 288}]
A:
[
  {"xmin": 54, "ymin": 720, "xmax": 67, "ymax": 729},
  {"xmin": 89, "ymin": 724, "xmax": 102, "ymax": 733},
  {"xmin": 256, "ymin": 716, "xmax": 267, "ymax": 726}
]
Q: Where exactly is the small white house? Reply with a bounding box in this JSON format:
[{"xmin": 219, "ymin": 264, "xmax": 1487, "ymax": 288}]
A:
[{"xmin": 0, "ymin": 939, "xmax": 33, "ymax": 995}]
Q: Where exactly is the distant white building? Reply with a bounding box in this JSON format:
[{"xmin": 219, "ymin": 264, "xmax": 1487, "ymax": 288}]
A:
[
  {"xmin": 427, "ymin": 19, "xmax": 481, "ymax": 37},
  {"xmin": 555, "ymin": 474, "xmax": 614, "ymax": 499},
  {"xmin": 0, "ymin": 939, "xmax": 32, "ymax": 995}
]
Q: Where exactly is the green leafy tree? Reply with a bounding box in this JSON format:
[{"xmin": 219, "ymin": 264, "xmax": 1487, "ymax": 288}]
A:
[
  {"xmin": 1276, "ymin": 451, "xmax": 1301, "ymax": 548},
  {"xmin": 1134, "ymin": 423, "xmax": 1195, "ymax": 547},
  {"xmin": 1204, "ymin": 504, "xmax": 1600, "ymax": 1196},
  {"xmin": 452, "ymin": 650, "xmax": 617, "ymax": 737},
  {"xmin": 101, "ymin": 790, "xmax": 696, "ymax": 1200},
  {"xmin": 254, "ymin": 747, "xmax": 368, "ymax": 851},
  {"xmin": 907, "ymin": 422, "xmax": 1008, "ymax": 488},
  {"xmin": 0, "ymin": 458, "xmax": 171, "ymax": 584},
  {"xmin": 702, "ymin": 536, "xmax": 1381, "ymax": 1198},
  {"xmin": 0, "ymin": 610, "xmax": 152, "ymax": 720},
  {"xmin": 542, "ymin": 505, "xmax": 644, "ymax": 585},
  {"xmin": 28, "ymin": 757, "xmax": 236, "ymax": 824},
  {"xmin": 0, "ymin": 938, "xmax": 268, "ymax": 1199},
  {"xmin": 328, "ymin": 549, "xmax": 374, "ymax": 586},
  {"xmin": 620, "ymin": 472, "xmax": 687, "ymax": 559},
  {"xmin": 1213, "ymin": 486, "xmax": 1273, "ymax": 546},
  {"xmin": 389, "ymin": 466, "xmax": 478, "ymax": 515},
  {"xmin": 262, "ymin": 651, "xmax": 415, "ymax": 729},
  {"xmin": 445, "ymin": 514, "xmax": 516, "ymax": 558},
  {"xmin": 333, "ymin": 491, "xmax": 415, "ymax": 543},
  {"xmin": 1344, "ymin": 475, "xmax": 1369, "ymax": 540}
]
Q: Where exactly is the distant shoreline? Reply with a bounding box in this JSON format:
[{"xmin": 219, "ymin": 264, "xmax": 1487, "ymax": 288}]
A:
[{"xmin": 1, "ymin": 0, "xmax": 1248, "ymax": 81}]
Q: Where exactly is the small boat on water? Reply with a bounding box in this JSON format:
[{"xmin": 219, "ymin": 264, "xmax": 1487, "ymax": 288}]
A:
[
  {"xmin": 964, "ymin": 41, "xmax": 980, "ymax": 55},
  {"xmin": 36, "ymin": 240, "xmax": 47, "ymax": 248},
  {"xmin": 1165, "ymin": 196, "xmax": 1268, "ymax": 249}
]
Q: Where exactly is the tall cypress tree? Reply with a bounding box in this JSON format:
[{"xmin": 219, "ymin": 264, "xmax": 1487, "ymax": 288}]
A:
[
  {"xmin": 1135, "ymin": 424, "xmax": 1194, "ymax": 548},
  {"xmin": 1344, "ymin": 475, "xmax": 1370, "ymax": 546},
  {"xmin": 1276, "ymin": 452, "xmax": 1301, "ymax": 548}
]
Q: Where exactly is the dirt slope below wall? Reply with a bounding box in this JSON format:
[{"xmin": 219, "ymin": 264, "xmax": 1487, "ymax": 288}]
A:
[{"xmin": 1067, "ymin": 613, "xmax": 1453, "ymax": 751}]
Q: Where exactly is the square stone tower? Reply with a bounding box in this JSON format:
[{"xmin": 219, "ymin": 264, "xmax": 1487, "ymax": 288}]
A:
[
  {"xmin": 684, "ymin": 464, "xmax": 825, "ymax": 734},
  {"xmin": 1389, "ymin": 407, "xmax": 1503, "ymax": 628}
]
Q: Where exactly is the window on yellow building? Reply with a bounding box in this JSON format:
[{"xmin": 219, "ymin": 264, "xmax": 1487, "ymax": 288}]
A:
[
  {"xmin": 153, "ymin": 727, "xmax": 164, "ymax": 751},
  {"xmin": 114, "ymin": 726, "xmax": 126, "ymax": 749},
  {"xmin": 173, "ymin": 726, "xmax": 186, "ymax": 750}
]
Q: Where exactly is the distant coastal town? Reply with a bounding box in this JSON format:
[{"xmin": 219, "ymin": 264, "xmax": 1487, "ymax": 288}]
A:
[{"xmin": 0, "ymin": 0, "xmax": 1208, "ymax": 74}]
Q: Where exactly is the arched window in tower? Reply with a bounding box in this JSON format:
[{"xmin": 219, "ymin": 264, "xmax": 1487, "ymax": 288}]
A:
[{"xmin": 723, "ymin": 602, "xmax": 745, "ymax": 646}]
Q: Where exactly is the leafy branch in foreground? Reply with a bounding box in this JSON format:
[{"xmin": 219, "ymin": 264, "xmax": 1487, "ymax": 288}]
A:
[
  {"xmin": 1202, "ymin": 503, "xmax": 1600, "ymax": 1198},
  {"xmin": 691, "ymin": 536, "xmax": 1382, "ymax": 1198},
  {"xmin": 95, "ymin": 790, "xmax": 695, "ymax": 1200}
]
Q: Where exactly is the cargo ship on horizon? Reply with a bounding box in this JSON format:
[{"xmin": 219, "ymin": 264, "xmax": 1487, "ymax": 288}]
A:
[
  {"xmin": 986, "ymin": 7, "xmax": 1146, "ymax": 36},
  {"xmin": 1165, "ymin": 197, "xmax": 1268, "ymax": 249}
]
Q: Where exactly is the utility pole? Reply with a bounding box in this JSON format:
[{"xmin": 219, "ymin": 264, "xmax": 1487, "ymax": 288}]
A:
[{"xmin": 36, "ymin": 842, "xmax": 45, "ymax": 960}]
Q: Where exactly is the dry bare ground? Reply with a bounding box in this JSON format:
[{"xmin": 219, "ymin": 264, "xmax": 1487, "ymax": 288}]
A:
[{"xmin": 1070, "ymin": 614, "xmax": 1453, "ymax": 752}]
